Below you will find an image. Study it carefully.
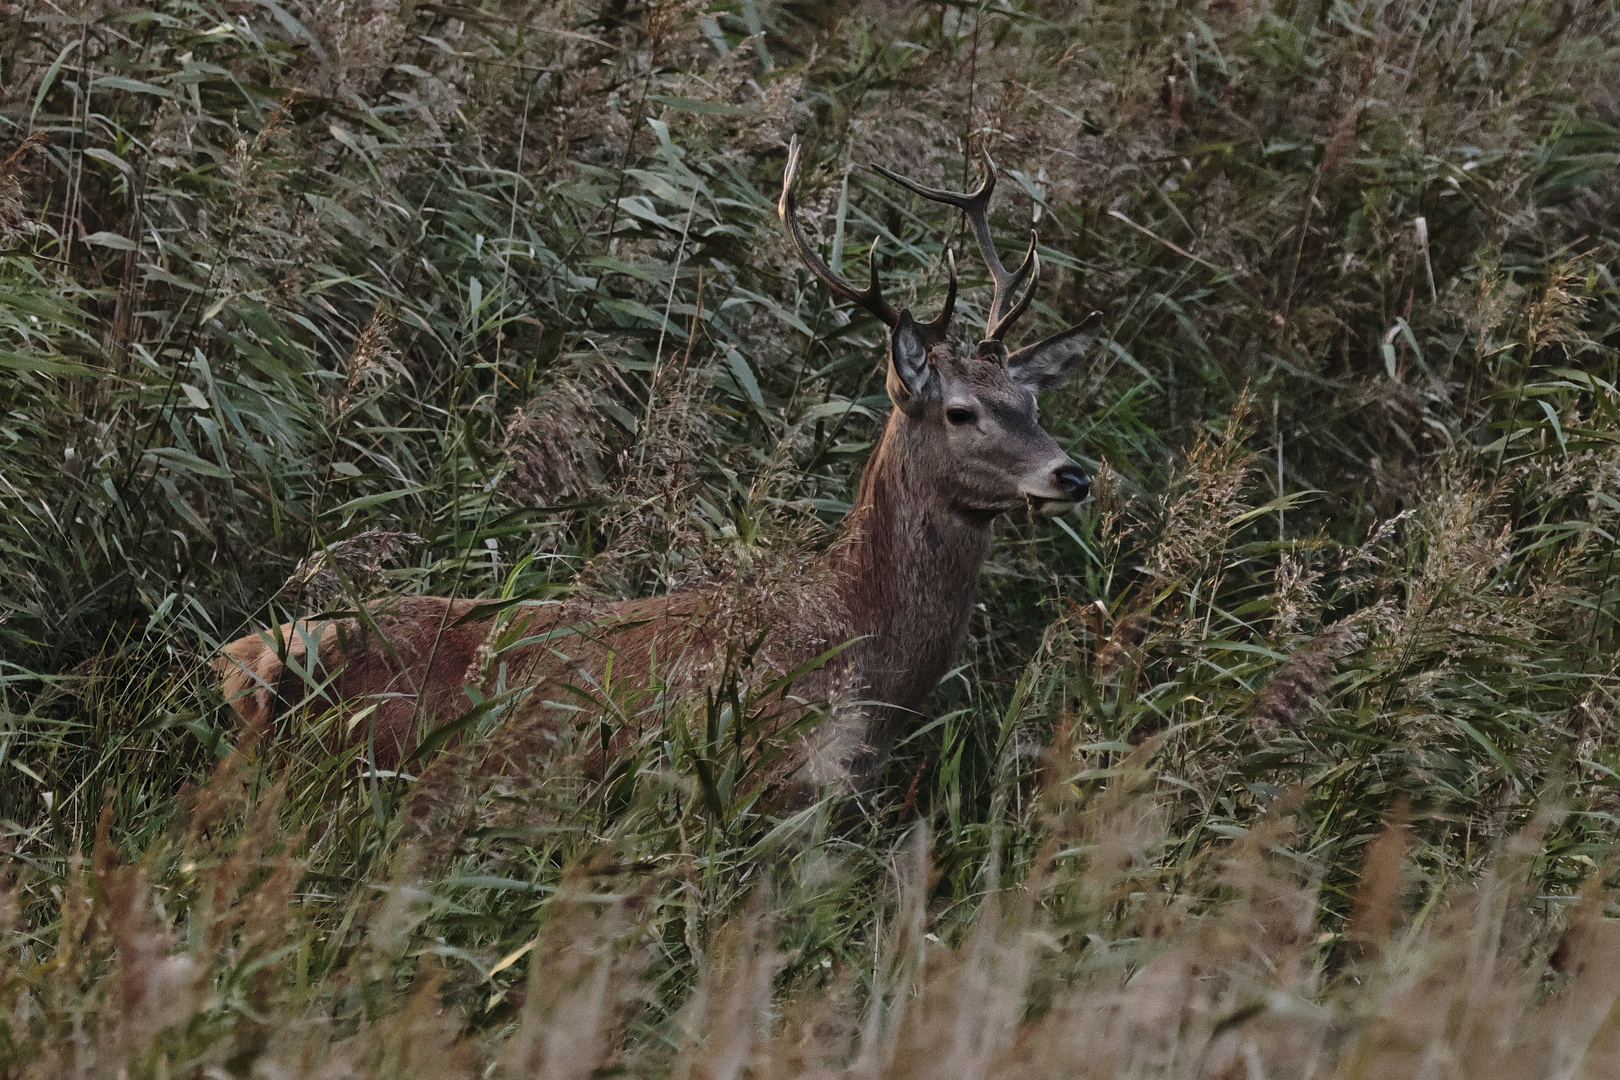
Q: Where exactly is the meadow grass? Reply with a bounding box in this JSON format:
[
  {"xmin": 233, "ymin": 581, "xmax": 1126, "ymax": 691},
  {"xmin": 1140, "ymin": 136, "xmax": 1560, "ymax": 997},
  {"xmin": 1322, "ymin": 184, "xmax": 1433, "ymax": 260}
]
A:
[{"xmin": 4, "ymin": 0, "xmax": 1620, "ymax": 1074}]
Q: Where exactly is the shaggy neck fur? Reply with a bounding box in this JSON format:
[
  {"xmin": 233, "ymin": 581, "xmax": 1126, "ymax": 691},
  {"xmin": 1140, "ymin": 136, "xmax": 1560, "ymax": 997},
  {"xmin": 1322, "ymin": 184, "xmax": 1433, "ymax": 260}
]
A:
[{"xmin": 822, "ymin": 408, "xmax": 994, "ymax": 766}]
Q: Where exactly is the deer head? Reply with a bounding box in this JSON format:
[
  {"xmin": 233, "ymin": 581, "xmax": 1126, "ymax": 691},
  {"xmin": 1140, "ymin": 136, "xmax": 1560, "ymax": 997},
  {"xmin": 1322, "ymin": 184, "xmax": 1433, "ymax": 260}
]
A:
[{"xmin": 780, "ymin": 140, "xmax": 1102, "ymax": 520}]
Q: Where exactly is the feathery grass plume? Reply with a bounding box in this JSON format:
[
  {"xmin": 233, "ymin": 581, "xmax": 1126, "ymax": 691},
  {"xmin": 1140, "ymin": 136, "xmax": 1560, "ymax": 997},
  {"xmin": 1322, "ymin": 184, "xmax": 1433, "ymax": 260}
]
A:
[
  {"xmin": 93, "ymin": 806, "xmax": 205, "ymax": 1062},
  {"xmin": 1088, "ymin": 400, "xmax": 1257, "ymax": 681},
  {"xmin": 1247, "ymin": 612, "xmax": 1376, "ymax": 731},
  {"xmin": 574, "ymin": 354, "xmax": 720, "ymax": 598},
  {"xmin": 1523, "ymin": 254, "xmax": 1598, "ymax": 357},
  {"xmin": 1383, "ymin": 472, "xmax": 1530, "ymax": 703},
  {"xmin": 1343, "ymin": 799, "xmax": 1410, "ymax": 960},
  {"xmin": 1546, "ymin": 851, "xmax": 1618, "ymax": 978},
  {"xmin": 334, "ymin": 303, "xmax": 407, "ymax": 416},
  {"xmin": 295, "ymin": 0, "xmax": 416, "ymax": 100},
  {"xmin": 669, "ymin": 905, "xmax": 783, "ymax": 1080},
  {"xmin": 287, "ymin": 528, "xmax": 424, "ymax": 609},
  {"xmin": 1269, "ymin": 551, "xmax": 1323, "ymax": 637},
  {"xmin": 1318, "ymin": 63, "xmax": 1373, "ymax": 177},
  {"xmin": 1331, "ymin": 509, "xmax": 1414, "ymax": 597},
  {"xmin": 3, "ymin": 727, "xmax": 1620, "ymax": 1076},
  {"xmin": 669, "ymin": 32, "xmax": 809, "ymax": 153},
  {"xmin": 1247, "ymin": 631, "xmax": 1342, "ymax": 732},
  {"xmin": 1039, "ymin": 731, "xmax": 1174, "ymax": 937},
  {"xmin": 502, "ymin": 375, "xmax": 608, "ymax": 506},
  {"xmin": 1139, "ymin": 397, "xmax": 1257, "ymax": 586},
  {"xmin": 497, "ymin": 859, "xmax": 653, "ymax": 1080}
]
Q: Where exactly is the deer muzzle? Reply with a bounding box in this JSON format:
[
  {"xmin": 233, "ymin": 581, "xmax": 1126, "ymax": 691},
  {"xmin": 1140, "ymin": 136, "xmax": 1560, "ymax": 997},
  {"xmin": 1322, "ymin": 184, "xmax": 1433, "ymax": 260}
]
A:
[{"xmin": 1021, "ymin": 460, "xmax": 1090, "ymax": 516}]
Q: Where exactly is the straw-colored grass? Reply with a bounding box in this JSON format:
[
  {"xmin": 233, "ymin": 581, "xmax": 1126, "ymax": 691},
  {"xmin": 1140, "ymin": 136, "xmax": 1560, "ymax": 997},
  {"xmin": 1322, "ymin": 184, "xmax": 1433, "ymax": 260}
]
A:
[{"xmin": 4, "ymin": 0, "xmax": 1620, "ymax": 1075}]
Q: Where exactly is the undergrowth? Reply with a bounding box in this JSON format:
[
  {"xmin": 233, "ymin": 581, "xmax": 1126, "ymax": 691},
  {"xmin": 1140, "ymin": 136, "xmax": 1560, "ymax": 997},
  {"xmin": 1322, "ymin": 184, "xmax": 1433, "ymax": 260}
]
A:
[{"xmin": 4, "ymin": 0, "xmax": 1620, "ymax": 1074}]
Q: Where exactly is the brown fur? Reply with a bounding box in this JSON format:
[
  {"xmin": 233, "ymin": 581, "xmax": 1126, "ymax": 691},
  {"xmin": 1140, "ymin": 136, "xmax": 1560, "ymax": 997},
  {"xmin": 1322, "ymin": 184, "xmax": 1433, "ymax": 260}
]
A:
[
  {"xmin": 216, "ymin": 583, "xmax": 837, "ymax": 769},
  {"xmin": 216, "ymin": 346, "xmax": 1093, "ymax": 789}
]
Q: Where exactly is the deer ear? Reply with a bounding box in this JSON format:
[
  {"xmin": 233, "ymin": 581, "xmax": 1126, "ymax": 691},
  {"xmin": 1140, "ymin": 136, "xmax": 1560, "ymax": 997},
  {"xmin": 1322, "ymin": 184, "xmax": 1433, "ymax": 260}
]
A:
[
  {"xmin": 887, "ymin": 310, "xmax": 937, "ymax": 413},
  {"xmin": 1005, "ymin": 312, "xmax": 1103, "ymax": 393}
]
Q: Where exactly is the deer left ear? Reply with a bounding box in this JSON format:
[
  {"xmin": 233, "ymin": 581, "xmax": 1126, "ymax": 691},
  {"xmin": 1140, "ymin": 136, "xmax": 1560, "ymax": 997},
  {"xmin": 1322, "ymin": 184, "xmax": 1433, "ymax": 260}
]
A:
[
  {"xmin": 1005, "ymin": 312, "xmax": 1104, "ymax": 393},
  {"xmin": 887, "ymin": 310, "xmax": 938, "ymax": 414}
]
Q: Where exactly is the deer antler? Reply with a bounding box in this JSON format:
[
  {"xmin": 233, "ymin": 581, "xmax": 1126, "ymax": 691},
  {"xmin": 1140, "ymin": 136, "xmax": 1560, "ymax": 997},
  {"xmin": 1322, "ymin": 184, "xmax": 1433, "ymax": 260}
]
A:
[
  {"xmin": 872, "ymin": 146, "xmax": 1039, "ymax": 343},
  {"xmin": 780, "ymin": 137, "xmax": 956, "ymax": 343}
]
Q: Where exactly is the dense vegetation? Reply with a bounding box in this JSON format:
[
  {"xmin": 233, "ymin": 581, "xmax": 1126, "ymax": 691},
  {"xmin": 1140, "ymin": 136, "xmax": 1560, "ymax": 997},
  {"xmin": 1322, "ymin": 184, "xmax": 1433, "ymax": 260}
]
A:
[{"xmin": 4, "ymin": 0, "xmax": 1620, "ymax": 1074}]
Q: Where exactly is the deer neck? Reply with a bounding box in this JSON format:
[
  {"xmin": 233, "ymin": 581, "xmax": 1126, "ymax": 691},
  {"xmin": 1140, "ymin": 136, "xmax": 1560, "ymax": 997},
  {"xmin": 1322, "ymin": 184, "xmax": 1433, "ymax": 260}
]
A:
[{"xmin": 825, "ymin": 413, "xmax": 993, "ymax": 720}]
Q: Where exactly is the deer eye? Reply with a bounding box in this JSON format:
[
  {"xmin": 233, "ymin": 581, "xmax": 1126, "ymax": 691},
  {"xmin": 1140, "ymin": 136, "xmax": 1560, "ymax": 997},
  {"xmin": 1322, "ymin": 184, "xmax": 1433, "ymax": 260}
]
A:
[{"xmin": 945, "ymin": 407, "xmax": 977, "ymax": 426}]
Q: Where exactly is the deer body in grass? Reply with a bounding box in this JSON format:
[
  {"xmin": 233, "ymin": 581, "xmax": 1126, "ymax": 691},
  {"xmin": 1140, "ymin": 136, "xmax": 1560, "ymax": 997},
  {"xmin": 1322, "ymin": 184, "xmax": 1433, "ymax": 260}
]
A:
[{"xmin": 218, "ymin": 142, "xmax": 1102, "ymax": 792}]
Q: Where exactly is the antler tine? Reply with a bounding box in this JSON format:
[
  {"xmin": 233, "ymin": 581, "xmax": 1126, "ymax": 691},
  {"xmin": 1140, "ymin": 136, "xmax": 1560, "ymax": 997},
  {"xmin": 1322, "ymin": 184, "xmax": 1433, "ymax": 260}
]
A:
[
  {"xmin": 913, "ymin": 248, "xmax": 957, "ymax": 344},
  {"xmin": 872, "ymin": 146, "xmax": 1040, "ymax": 341},
  {"xmin": 780, "ymin": 137, "xmax": 898, "ymax": 328},
  {"xmin": 987, "ymin": 236, "xmax": 1039, "ymax": 342}
]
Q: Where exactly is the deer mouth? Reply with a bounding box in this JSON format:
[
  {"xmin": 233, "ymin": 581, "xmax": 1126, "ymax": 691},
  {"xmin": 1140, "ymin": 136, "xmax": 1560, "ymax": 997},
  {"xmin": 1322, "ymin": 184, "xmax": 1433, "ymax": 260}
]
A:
[{"xmin": 1026, "ymin": 495, "xmax": 1078, "ymax": 517}]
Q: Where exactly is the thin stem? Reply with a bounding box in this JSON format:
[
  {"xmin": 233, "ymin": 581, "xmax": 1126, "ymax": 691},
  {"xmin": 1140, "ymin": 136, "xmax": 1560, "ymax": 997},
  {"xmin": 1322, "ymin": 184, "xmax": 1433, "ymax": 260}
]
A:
[{"xmin": 638, "ymin": 183, "xmax": 700, "ymax": 468}]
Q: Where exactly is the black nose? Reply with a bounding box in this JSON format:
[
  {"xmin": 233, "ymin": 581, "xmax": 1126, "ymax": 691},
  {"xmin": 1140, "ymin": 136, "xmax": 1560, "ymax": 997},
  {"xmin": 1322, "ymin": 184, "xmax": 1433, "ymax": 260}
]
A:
[{"xmin": 1054, "ymin": 464, "xmax": 1090, "ymax": 502}]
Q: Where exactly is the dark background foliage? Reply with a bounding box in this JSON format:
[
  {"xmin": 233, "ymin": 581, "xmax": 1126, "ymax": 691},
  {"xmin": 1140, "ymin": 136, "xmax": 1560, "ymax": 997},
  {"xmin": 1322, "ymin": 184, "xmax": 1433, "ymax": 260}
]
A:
[{"xmin": 4, "ymin": 0, "xmax": 1620, "ymax": 1073}]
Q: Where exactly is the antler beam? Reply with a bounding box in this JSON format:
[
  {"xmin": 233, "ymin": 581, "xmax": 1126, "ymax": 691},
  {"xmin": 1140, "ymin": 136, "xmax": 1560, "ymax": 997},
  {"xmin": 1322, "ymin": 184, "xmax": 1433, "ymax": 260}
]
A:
[
  {"xmin": 780, "ymin": 137, "xmax": 956, "ymax": 343},
  {"xmin": 872, "ymin": 146, "xmax": 1039, "ymax": 342}
]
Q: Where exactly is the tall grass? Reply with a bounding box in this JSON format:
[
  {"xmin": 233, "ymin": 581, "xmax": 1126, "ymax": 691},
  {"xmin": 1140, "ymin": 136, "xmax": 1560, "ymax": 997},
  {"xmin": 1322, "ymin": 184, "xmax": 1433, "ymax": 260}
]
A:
[{"xmin": 4, "ymin": 0, "xmax": 1620, "ymax": 1074}]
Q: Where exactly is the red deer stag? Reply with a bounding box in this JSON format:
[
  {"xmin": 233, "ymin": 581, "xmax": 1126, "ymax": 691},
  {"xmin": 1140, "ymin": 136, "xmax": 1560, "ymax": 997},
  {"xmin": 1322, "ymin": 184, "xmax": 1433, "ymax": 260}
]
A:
[{"xmin": 217, "ymin": 138, "xmax": 1102, "ymax": 793}]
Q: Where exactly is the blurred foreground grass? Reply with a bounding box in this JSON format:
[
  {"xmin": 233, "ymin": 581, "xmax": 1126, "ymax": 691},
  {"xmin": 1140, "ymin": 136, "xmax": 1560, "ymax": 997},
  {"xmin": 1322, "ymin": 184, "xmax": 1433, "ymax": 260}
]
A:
[{"xmin": 5, "ymin": 0, "xmax": 1620, "ymax": 1074}]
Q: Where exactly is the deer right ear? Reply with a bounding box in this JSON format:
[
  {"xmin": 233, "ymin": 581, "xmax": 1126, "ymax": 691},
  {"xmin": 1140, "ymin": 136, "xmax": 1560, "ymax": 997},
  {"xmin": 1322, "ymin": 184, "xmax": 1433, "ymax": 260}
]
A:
[
  {"xmin": 886, "ymin": 311, "xmax": 937, "ymax": 414},
  {"xmin": 1005, "ymin": 311, "xmax": 1104, "ymax": 393}
]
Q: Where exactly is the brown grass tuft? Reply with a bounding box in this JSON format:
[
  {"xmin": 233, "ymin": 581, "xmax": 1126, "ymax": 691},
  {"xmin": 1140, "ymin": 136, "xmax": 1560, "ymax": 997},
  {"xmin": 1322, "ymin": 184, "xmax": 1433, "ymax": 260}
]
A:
[
  {"xmin": 1248, "ymin": 617, "xmax": 1363, "ymax": 730},
  {"xmin": 288, "ymin": 528, "xmax": 423, "ymax": 609},
  {"xmin": 502, "ymin": 376, "xmax": 608, "ymax": 506},
  {"xmin": 1345, "ymin": 799, "xmax": 1410, "ymax": 958}
]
